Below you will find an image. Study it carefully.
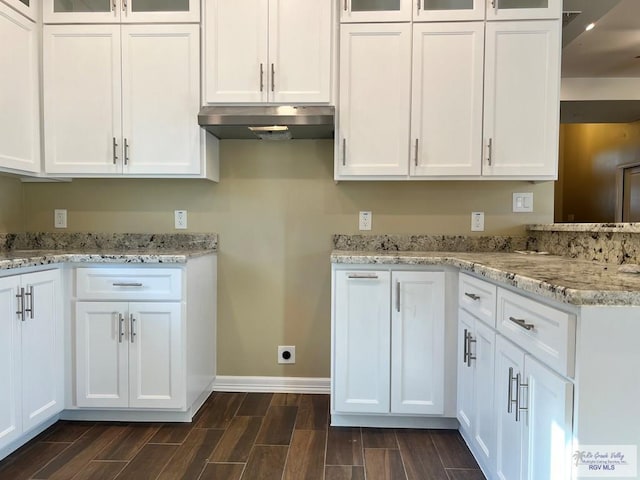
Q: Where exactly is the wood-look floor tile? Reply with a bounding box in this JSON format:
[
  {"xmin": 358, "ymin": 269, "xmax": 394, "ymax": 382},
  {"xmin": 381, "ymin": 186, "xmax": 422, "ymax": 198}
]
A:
[
  {"xmin": 32, "ymin": 425, "xmax": 124, "ymax": 480},
  {"xmin": 295, "ymin": 394, "xmax": 329, "ymax": 431},
  {"xmin": 362, "ymin": 428, "xmax": 398, "ymax": 449},
  {"xmin": 325, "ymin": 465, "xmax": 366, "ymax": 480},
  {"xmin": 326, "ymin": 427, "xmax": 363, "ymax": 466},
  {"xmin": 364, "ymin": 449, "xmax": 407, "ymax": 480},
  {"xmin": 41, "ymin": 422, "xmax": 95, "ymax": 443},
  {"xmin": 255, "ymin": 406, "xmax": 298, "ymax": 445},
  {"xmin": 113, "ymin": 444, "xmax": 178, "ymax": 480},
  {"xmin": 0, "ymin": 442, "xmax": 70, "ymax": 480},
  {"xmin": 195, "ymin": 393, "xmax": 245, "ymax": 429},
  {"xmin": 69, "ymin": 460, "xmax": 126, "ymax": 480},
  {"xmin": 210, "ymin": 416, "xmax": 263, "ymax": 462},
  {"xmin": 156, "ymin": 428, "xmax": 224, "ymax": 480},
  {"xmin": 198, "ymin": 463, "xmax": 245, "ymax": 480},
  {"xmin": 149, "ymin": 423, "xmax": 193, "ymax": 444},
  {"xmin": 270, "ymin": 393, "xmax": 302, "ymax": 406},
  {"xmin": 283, "ymin": 430, "xmax": 326, "ymax": 480},
  {"xmin": 446, "ymin": 468, "xmax": 486, "ymax": 480},
  {"xmin": 430, "ymin": 430, "xmax": 480, "ymax": 469},
  {"xmin": 236, "ymin": 393, "xmax": 273, "ymax": 416},
  {"xmin": 94, "ymin": 424, "xmax": 158, "ymax": 461},
  {"xmin": 396, "ymin": 429, "xmax": 448, "ymax": 480},
  {"xmin": 242, "ymin": 445, "xmax": 288, "ymax": 480}
]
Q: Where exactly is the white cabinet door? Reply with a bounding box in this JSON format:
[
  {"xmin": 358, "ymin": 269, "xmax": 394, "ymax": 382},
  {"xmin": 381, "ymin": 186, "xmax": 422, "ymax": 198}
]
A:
[
  {"xmin": 121, "ymin": 24, "xmax": 201, "ymax": 175},
  {"xmin": 43, "ymin": 25, "xmax": 122, "ymax": 175},
  {"xmin": 457, "ymin": 311, "xmax": 475, "ymax": 431},
  {"xmin": 483, "ymin": 20, "xmax": 560, "ymax": 178},
  {"xmin": 414, "ymin": 0, "xmax": 484, "ymax": 21},
  {"xmin": 341, "ymin": 0, "xmax": 412, "ymax": 22},
  {"xmin": 473, "ymin": 318, "xmax": 496, "ymax": 473},
  {"xmin": 523, "ymin": 356, "xmax": 573, "ymax": 480},
  {"xmin": 20, "ymin": 270, "xmax": 63, "ymax": 432},
  {"xmin": 76, "ymin": 302, "xmax": 129, "ymax": 408},
  {"xmin": 204, "ymin": 0, "xmax": 268, "ymax": 103},
  {"xmin": 333, "ymin": 270, "xmax": 391, "ymax": 414},
  {"xmin": 486, "ymin": 0, "xmax": 561, "ymax": 20},
  {"xmin": 0, "ymin": 276, "xmax": 21, "ymax": 451},
  {"xmin": 3, "ymin": 0, "xmax": 38, "ymax": 21},
  {"xmin": 391, "ymin": 271, "xmax": 444, "ymax": 415},
  {"xmin": 43, "ymin": 0, "xmax": 119, "ymax": 23},
  {"xmin": 411, "ymin": 22, "xmax": 483, "ymax": 177},
  {"xmin": 338, "ymin": 24, "xmax": 411, "ymax": 177},
  {"xmin": 128, "ymin": 302, "xmax": 184, "ymax": 409},
  {"xmin": 268, "ymin": 0, "xmax": 332, "ymax": 103},
  {"xmin": 495, "ymin": 335, "xmax": 525, "ymax": 480},
  {"xmin": 0, "ymin": 3, "xmax": 40, "ymax": 174}
]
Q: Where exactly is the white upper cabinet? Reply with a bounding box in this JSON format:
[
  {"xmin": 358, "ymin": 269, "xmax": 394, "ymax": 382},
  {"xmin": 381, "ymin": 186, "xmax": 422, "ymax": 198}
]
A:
[
  {"xmin": 204, "ymin": 0, "xmax": 332, "ymax": 104},
  {"xmin": 0, "ymin": 3, "xmax": 40, "ymax": 174},
  {"xmin": 410, "ymin": 22, "xmax": 484, "ymax": 177},
  {"xmin": 486, "ymin": 0, "xmax": 561, "ymax": 21},
  {"xmin": 482, "ymin": 20, "xmax": 560, "ymax": 178},
  {"xmin": 3, "ymin": 0, "xmax": 38, "ymax": 21},
  {"xmin": 337, "ymin": 23, "xmax": 411, "ymax": 177},
  {"xmin": 414, "ymin": 0, "xmax": 484, "ymax": 21},
  {"xmin": 43, "ymin": 0, "xmax": 200, "ymax": 24},
  {"xmin": 341, "ymin": 0, "xmax": 412, "ymax": 22}
]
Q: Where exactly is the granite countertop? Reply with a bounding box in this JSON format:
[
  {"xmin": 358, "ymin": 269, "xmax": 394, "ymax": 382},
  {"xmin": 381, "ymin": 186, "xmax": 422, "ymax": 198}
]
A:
[{"xmin": 332, "ymin": 250, "xmax": 640, "ymax": 306}]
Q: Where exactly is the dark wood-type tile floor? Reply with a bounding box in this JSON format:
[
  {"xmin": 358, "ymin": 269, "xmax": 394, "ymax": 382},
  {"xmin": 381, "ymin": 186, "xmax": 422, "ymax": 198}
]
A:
[{"xmin": 0, "ymin": 393, "xmax": 485, "ymax": 480}]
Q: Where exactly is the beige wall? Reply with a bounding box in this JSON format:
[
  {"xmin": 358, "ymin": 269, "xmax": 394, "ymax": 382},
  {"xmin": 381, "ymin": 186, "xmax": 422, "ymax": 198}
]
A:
[
  {"xmin": 22, "ymin": 140, "xmax": 554, "ymax": 377},
  {"xmin": 558, "ymin": 122, "xmax": 640, "ymax": 222},
  {"xmin": 0, "ymin": 175, "xmax": 25, "ymax": 233}
]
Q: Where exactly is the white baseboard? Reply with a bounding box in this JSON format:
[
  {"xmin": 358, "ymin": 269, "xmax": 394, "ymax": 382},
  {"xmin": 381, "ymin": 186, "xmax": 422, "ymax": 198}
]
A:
[{"xmin": 212, "ymin": 376, "xmax": 330, "ymax": 394}]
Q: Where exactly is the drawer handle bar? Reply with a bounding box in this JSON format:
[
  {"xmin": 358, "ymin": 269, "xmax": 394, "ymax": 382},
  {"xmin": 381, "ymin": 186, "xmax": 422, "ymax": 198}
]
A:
[
  {"xmin": 507, "ymin": 366, "xmax": 517, "ymax": 414},
  {"xmin": 516, "ymin": 373, "xmax": 528, "ymax": 422},
  {"xmin": 16, "ymin": 288, "xmax": 25, "ymax": 320},
  {"xmin": 466, "ymin": 331, "xmax": 476, "ymax": 367},
  {"xmin": 464, "ymin": 292, "xmax": 480, "ymax": 301},
  {"xmin": 130, "ymin": 314, "xmax": 136, "ymax": 343},
  {"xmin": 24, "ymin": 285, "xmax": 34, "ymax": 319},
  {"xmin": 118, "ymin": 313, "xmax": 124, "ymax": 343},
  {"xmin": 113, "ymin": 282, "xmax": 144, "ymax": 287},
  {"xmin": 509, "ymin": 316, "xmax": 534, "ymax": 331},
  {"xmin": 347, "ymin": 274, "xmax": 378, "ymax": 279}
]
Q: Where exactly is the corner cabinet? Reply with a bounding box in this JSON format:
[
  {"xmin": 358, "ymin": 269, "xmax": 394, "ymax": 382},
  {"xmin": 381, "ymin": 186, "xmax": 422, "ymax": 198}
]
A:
[
  {"xmin": 43, "ymin": 24, "xmax": 217, "ymax": 179},
  {"xmin": 331, "ymin": 266, "xmax": 454, "ymax": 427},
  {"xmin": 43, "ymin": 0, "xmax": 200, "ymax": 24},
  {"xmin": 204, "ymin": 0, "xmax": 333, "ymax": 104},
  {"xmin": 0, "ymin": 269, "xmax": 63, "ymax": 455},
  {"xmin": 0, "ymin": 2, "xmax": 40, "ymax": 174}
]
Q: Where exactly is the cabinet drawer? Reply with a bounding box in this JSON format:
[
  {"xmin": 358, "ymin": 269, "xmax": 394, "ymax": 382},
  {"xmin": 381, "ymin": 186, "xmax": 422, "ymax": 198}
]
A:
[
  {"xmin": 76, "ymin": 268, "xmax": 182, "ymax": 301},
  {"xmin": 497, "ymin": 288, "xmax": 575, "ymax": 377},
  {"xmin": 459, "ymin": 273, "xmax": 497, "ymax": 327}
]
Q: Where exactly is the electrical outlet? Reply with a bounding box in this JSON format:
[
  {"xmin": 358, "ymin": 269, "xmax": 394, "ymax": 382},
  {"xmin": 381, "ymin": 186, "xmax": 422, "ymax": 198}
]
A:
[
  {"xmin": 54, "ymin": 209, "xmax": 67, "ymax": 229},
  {"xmin": 359, "ymin": 211, "xmax": 372, "ymax": 231},
  {"xmin": 471, "ymin": 212, "xmax": 484, "ymax": 232},
  {"xmin": 278, "ymin": 346, "xmax": 295, "ymax": 364},
  {"xmin": 174, "ymin": 210, "xmax": 187, "ymax": 229}
]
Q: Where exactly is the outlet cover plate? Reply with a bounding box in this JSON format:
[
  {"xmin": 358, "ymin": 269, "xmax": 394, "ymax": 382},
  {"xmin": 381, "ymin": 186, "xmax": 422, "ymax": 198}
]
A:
[
  {"xmin": 359, "ymin": 211, "xmax": 372, "ymax": 231},
  {"xmin": 174, "ymin": 210, "xmax": 187, "ymax": 229},
  {"xmin": 54, "ymin": 209, "xmax": 67, "ymax": 229},
  {"xmin": 471, "ymin": 212, "xmax": 484, "ymax": 232},
  {"xmin": 278, "ymin": 345, "xmax": 295, "ymax": 364}
]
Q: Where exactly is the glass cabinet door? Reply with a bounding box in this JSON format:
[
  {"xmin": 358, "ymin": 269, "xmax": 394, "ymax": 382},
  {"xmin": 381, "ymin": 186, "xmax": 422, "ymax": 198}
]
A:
[
  {"xmin": 341, "ymin": 0, "xmax": 412, "ymax": 22},
  {"xmin": 43, "ymin": 0, "xmax": 120, "ymax": 23},
  {"xmin": 5, "ymin": 0, "xmax": 39, "ymax": 21},
  {"xmin": 486, "ymin": 0, "xmax": 561, "ymax": 20},
  {"xmin": 43, "ymin": 0, "xmax": 200, "ymax": 23},
  {"xmin": 124, "ymin": 0, "xmax": 199, "ymax": 23},
  {"xmin": 415, "ymin": 0, "xmax": 484, "ymax": 21}
]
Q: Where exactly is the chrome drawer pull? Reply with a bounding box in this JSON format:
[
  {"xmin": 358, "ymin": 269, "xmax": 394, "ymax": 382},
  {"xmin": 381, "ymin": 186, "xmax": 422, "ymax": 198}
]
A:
[
  {"xmin": 347, "ymin": 274, "xmax": 378, "ymax": 279},
  {"xmin": 130, "ymin": 314, "xmax": 136, "ymax": 343},
  {"xmin": 516, "ymin": 373, "xmax": 529, "ymax": 422},
  {"xmin": 24, "ymin": 285, "xmax": 34, "ymax": 319},
  {"xmin": 16, "ymin": 288, "xmax": 25, "ymax": 320},
  {"xmin": 464, "ymin": 292, "xmax": 480, "ymax": 301},
  {"xmin": 509, "ymin": 316, "xmax": 534, "ymax": 331},
  {"xmin": 466, "ymin": 332, "xmax": 476, "ymax": 367},
  {"xmin": 463, "ymin": 328, "xmax": 469, "ymax": 364},
  {"xmin": 118, "ymin": 313, "xmax": 124, "ymax": 343},
  {"xmin": 507, "ymin": 367, "xmax": 517, "ymax": 414},
  {"xmin": 113, "ymin": 282, "xmax": 143, "ymax": 287}
]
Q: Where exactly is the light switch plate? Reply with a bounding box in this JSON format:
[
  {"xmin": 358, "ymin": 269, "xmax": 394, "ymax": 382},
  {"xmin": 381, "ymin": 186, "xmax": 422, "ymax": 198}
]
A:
[
  {"xmin": 471, "ymin": 212, "xmax": 484, "ymax": 232},
  {"xmin": 513, "ymin": 193, "xmax": 533, "ymax": 212},
  {"xmin": 54, "ymin": 209, "xmax": 67, "ymax": 229}
]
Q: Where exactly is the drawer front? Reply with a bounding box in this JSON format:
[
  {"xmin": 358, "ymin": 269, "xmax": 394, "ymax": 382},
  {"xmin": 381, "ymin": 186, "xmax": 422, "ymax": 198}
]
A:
[
  {"xmin": 459, "ymin": 273, "xmax": 497, "ymax": 327},
  {"xmin": 76, "ymin": 268, "xmax": 182, "ymax": 301},
  {"xmin": 497, "ymin": 288, "xmax": 575, "ymax": 377}
]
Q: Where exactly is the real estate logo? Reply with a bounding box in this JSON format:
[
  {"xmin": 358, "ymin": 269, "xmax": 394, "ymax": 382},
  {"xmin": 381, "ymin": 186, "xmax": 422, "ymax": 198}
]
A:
[{"xmin": 574, "ymin": 445, "xmax": 637, "ymax": 477}]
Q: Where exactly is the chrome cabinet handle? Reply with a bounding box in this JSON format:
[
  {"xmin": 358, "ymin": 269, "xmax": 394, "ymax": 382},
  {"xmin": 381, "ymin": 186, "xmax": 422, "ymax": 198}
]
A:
[
  {"xmin": 271, "ymin": 63, "xmax": 275, "ymax": 92},
  {"xmin": 507, "ymin": 367, "xmax": 517, "ymax": 414},
  {"xmin": 112, "ymin": 282, "xmax": 143, "ymax": 287},
  {"xmin": 515, "ymin": 373, "xmax": 528, "ymax": 422},
  {"xmin": 487, "ymin": 138, "xmax": 493, "ymax": 166},
  {"xmin": 466, "ymin": 331, "xmax": 476, "ymax": 367},
  {"xmin": 24, "ymin": 285, "xmax": 34, "ymax": 319},
  {"xmin": 416, "ymin": 0, "xmax": 421, "ymax": 12},
  {"xmin": 463, "ymin": 328, "xmax": 469, "ymax": 364},
  {"xmin": 260, "ymin": 63, "xmax": 264, "ymax": 92},
  {"xmin": 124, "ymin": 138, "xmax": 130, "ymax": 166},
  {"xmin": 344, "ymin": 0, "xmax": 347, "ymax": 11},
  {"xmin": 130, "ymin": 314, "xmax": 136, "ymax": 343},
  {"xmin": 347, "ymin": 274, "xmax": 378, "ymax": 279},
  {"xmin": 118, "ymin": 313, "xmax": 124, "ymax": 343},
  {"xmin": 122, "ymin": 0, "xmax": 127, "ymax": 11},
  {"xmin": 16, "ymin": 288, "xmax": 25, "ymax": 320},
  {"xmin": 509, "ymin": 316, "xmax": 534, "ymax": 331},
  {"xmin": 464, "ymin": 292, "xmax": 480, "ymax": 301},
  {"xmin": 395, "ymin": 281, "xmax": 400, "ymax": 313},
  {"xmin": 342, "ymin": 139, "xmax": 346, "ymax": 166},
  {"xmin": 414, "ymin": 139, "xmax": 419, "ymax": 167},
  {"xmin": 112, "ymin": 137, "xmax": 118, "ymax": 165}
]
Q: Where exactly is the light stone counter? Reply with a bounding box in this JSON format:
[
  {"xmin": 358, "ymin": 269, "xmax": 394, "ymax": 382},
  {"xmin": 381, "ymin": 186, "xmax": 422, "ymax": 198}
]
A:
[{"xmin": 332, "ymin": 250, "xmax": 640, "ymax": 306}]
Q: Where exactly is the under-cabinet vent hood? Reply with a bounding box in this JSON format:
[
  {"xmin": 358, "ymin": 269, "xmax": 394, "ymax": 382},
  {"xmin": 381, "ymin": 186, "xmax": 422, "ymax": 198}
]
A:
[{"xmin": 198, "ymin": 105, "xmax": 335, "ymax": 140}]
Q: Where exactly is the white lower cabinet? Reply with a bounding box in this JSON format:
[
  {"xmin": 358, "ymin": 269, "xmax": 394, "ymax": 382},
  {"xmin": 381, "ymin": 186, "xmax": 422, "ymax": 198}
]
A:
[
  {"xmin": 0, "ymin": 269, "xmax": 63, "ymax": 454},
  {"xmin": 332, "ymin": 268, "xmax": 446, "ymax": 420},
  {"xmin": 75, "ymin": 301, "xmax": 183, "ymax": 409}
]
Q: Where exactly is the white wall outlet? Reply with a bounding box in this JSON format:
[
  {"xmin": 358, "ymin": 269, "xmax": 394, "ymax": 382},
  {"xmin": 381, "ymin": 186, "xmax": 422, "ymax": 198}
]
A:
[
  {"xmin": 174, "ymin": 210, "xmax": 187, "ymax": 229},
  {"xmin": 512, "ymin": 192, "xmax": 534, "ymax": 213},
  {"xmin": 54, "ymin": 209, "xmax": 67, "ymax": 229},
  {"xmin": 471, "ymin": 212, "xmax": 484, "ymax": 232},
  {"xmin": 278, "ymin": 345, "xmax": 295, "ymax": 364},
  {"xmin": 359, "ymin": 211, "xmax": 372, "ymax": 231}
]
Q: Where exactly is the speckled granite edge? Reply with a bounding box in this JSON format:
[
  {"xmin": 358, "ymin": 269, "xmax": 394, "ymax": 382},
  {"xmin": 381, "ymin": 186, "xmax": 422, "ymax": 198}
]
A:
[
  {"xmin": 529, "ymin": 223, "xmax": 640, "ymax": 233},
  {"xmin": 1, "ymin": 232, "xmax": 218, "ymax": 251},
  {"xmin": 332, "ymin": 234, "xmax": 532, "ymax": 252}
]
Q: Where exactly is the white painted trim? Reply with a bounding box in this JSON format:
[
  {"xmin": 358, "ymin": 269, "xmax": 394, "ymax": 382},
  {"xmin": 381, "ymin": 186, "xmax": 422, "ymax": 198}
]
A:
[
  {"xmin": 330, "ymin": 413, "xmax": 458, "ymax": 429},
  {"xmin": 0, "ymin": 416, "xmax": 59, "ymax": 462},
  {"xmin": 212, "ymin": 376, "xmax": 330, "ymax": 394}
]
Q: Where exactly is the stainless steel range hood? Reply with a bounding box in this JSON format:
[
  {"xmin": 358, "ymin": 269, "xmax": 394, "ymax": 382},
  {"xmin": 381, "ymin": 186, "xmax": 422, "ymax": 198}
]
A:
[{"xmin": 198, "ymin": 105, "xmax": 335, "ymax": 140}]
